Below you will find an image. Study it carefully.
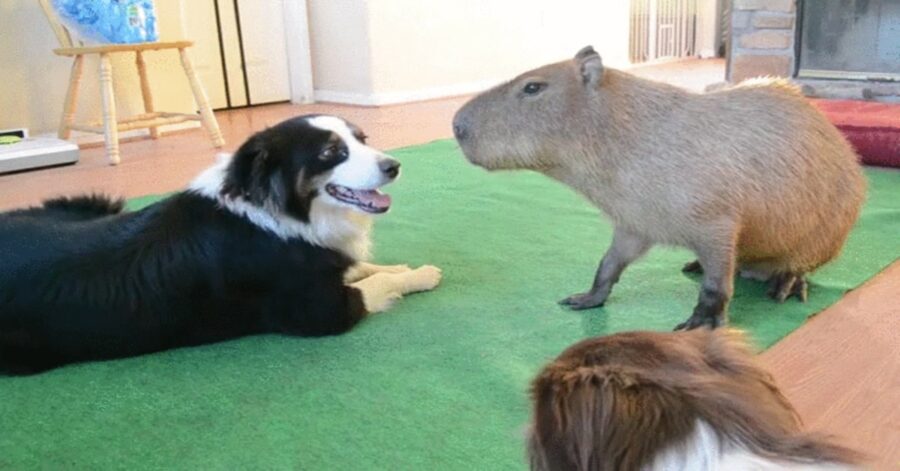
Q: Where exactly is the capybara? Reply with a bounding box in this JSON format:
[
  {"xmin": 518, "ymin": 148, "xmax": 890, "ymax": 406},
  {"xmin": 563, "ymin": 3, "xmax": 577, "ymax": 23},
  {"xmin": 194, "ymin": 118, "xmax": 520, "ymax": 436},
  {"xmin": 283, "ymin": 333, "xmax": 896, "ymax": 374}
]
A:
[
  {"xmin": 527, "ymin": 329, "xmax": 860, "ymax": 470},
  {"xmin": 453, "ymin": 46, "xmax": 866, "ymax": 329}
]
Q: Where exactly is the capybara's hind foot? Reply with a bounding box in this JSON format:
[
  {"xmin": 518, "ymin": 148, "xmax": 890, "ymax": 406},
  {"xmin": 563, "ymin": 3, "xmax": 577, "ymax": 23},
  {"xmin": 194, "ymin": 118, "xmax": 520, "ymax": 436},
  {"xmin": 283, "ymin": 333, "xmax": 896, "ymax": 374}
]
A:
[
  {"xmin": 682, "ymin": 260, "xmax": 703, "ymax": 274},
  {"xmin": 768, "ymin": 273, "xmax": 808, "ymax": 303}
]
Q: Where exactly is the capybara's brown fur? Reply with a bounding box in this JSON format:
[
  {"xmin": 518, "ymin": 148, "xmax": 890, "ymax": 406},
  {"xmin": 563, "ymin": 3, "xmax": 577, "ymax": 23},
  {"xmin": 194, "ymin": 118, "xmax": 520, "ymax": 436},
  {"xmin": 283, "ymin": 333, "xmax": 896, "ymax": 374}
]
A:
[
  {"xmin": 453, "ymin": 46, "xmax": 866, "ymax": 329},
  {"xmin": 527, "ymin": 329, "xmax": 861, "ymax": 470}
]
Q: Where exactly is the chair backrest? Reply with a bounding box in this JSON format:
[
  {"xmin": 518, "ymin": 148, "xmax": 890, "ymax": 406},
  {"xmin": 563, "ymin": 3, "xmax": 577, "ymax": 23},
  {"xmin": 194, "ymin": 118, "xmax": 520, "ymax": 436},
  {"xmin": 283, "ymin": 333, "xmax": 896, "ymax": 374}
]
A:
[{"xmin": 37, "ymin": 0, "xmax": 83, "ymax": 48}]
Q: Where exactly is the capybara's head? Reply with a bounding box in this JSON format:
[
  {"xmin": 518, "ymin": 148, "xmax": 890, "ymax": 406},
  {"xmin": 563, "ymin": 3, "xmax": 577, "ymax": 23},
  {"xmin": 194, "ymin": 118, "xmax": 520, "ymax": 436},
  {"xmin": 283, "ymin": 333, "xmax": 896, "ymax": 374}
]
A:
[
  {"xmin": 453, "ymin": 46, "xmax": 607, "ymax": 171},
  {"xmin": 526, "ymin": 329, "xmax": 860, "ymax": 470}
]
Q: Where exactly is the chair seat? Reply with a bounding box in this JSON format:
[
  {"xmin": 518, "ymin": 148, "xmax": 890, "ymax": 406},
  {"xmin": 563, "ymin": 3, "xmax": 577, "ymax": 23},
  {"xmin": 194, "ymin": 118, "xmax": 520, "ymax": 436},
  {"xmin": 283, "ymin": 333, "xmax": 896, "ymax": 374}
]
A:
[{"xmin": 53, "ymin": 40, "xmax": 193, "ymax": 56}]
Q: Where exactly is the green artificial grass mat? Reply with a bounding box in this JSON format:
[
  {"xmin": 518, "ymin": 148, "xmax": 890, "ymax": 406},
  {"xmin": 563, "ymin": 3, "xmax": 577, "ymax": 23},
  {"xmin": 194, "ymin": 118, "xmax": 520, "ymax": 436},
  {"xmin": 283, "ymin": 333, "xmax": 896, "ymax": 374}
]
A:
[{"xmin": 1, "ymin": 140, "xmax": 898, "ymax": 470}]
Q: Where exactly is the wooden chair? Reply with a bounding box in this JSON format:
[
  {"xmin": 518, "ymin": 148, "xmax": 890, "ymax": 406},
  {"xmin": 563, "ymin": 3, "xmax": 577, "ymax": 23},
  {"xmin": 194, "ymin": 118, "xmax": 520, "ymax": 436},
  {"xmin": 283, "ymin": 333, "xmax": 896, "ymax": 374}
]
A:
[{"xmin": 38, "ymin": 0, "xmax": 224, "ymax": 165}]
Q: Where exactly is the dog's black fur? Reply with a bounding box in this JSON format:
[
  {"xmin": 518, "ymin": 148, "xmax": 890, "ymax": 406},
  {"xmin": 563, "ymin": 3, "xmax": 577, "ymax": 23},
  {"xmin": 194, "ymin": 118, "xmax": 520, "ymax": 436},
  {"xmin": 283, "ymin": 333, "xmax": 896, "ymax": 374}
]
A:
[{"xmin": 0, "ymin": 117, "xmax": 372, "ymax": 375}]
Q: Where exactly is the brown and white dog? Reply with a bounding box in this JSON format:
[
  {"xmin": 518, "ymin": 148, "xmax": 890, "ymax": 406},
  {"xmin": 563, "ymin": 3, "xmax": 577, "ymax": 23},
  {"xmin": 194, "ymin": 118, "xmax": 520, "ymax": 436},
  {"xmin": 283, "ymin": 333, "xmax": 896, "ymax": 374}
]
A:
[{"xmin": 527, "ymin": 329, "xmax": 860, "ymax": 470}]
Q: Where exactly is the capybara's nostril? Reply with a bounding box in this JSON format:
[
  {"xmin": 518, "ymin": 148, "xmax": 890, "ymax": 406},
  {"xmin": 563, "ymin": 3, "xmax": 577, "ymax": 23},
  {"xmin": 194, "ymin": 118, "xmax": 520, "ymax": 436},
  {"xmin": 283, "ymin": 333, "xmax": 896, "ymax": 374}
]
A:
[
  {"xmin": 452, "ymin": 113, "xmax": 471, "ymax": 141},
  {"xmin": 453, "ymin": 123, "xmax": 468, "ymax": 140},
  {"xmin": 379, "ymin": 158, "xmax": 401, "ymax": 179}
]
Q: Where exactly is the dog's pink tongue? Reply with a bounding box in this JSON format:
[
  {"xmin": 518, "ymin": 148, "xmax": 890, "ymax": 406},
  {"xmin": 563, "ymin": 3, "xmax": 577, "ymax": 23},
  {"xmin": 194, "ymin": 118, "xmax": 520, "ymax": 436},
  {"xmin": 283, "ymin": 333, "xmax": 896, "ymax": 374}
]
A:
[{"xmin": 358, "ymin": 190, "xmax": 391, "ymax": 210}]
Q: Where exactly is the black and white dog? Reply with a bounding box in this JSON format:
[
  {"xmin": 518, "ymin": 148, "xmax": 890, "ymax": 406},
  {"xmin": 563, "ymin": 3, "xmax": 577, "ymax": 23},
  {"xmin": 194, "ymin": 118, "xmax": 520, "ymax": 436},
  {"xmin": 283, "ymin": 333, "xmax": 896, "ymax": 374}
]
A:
[{"xmin": 0, "ymin": 115, "xmax": 441, "ymax": 375}]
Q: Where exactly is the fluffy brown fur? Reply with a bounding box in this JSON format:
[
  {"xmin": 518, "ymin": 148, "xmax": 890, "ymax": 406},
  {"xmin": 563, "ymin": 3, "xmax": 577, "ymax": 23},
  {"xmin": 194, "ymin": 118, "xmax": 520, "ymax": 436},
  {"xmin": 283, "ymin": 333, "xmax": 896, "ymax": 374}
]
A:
[
  {"xmin": 453, "ymin": 46, "xmax": 866, "ymax": 329},
  {"xmin": 527, "ymin": 329, "xmax": 860, "ymax": 471}
]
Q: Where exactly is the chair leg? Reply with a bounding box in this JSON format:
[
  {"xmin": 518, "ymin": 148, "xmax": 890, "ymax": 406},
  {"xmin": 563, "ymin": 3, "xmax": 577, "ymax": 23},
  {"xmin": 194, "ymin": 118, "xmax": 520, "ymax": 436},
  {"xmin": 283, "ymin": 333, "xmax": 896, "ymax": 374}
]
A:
[
  {"xmin": 98, "ymin": 53, "xmax": 120, "ymax": 165},
  {"xmin": 178, "ymin": 48, "xmax": 224, "ymax": 148},
  {"xmin": 59, "ymin": 55, "xmax": 84, "ymax": 140},
  {"xmin": 135, "ymin": 51, "xmax": 159, "ymax": 139}
]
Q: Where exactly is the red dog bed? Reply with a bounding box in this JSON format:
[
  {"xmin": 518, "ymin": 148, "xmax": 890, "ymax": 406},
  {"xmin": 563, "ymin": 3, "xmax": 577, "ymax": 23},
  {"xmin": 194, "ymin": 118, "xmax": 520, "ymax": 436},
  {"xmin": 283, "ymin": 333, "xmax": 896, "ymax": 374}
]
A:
[{"xmin": 812, "ymin": 99, "xmax": 900, "ymax": 168}]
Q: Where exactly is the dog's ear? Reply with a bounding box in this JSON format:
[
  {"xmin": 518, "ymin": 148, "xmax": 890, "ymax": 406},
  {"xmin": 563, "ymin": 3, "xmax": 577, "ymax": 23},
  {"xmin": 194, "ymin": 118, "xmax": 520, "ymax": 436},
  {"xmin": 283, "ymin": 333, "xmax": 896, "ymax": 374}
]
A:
[
  {"xmin": 529, "ymin": 365, "xmax": 694, "ymax": 471},
  {"xmin": 221, "ymin": 134, "xmax": 286, "ymax": 207}
]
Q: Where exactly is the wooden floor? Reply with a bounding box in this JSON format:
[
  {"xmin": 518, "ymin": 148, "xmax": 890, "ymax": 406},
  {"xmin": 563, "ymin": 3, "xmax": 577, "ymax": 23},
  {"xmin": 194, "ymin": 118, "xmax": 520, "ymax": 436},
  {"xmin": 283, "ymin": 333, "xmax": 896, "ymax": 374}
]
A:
[
  {"xmin": 2, "ymin": 59, "xmax": 898, "ymax": 469},
  {"xmin": 762, "ymin": 262, "xmax": 900, "ymax": 469}
]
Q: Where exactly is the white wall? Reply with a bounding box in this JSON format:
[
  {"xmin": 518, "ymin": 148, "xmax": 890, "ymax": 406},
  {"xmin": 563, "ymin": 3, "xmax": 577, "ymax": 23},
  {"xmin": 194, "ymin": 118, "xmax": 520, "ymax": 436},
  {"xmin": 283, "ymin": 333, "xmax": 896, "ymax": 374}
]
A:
[
  {"xmin": 309, "ymin": 0, "xmax": 631, "ymax": 106},
  {"xmin": 0, "ymin": 0, "xmax": 195, "ymax": 137},
  {"xmin": 696, "ymin": 0, "xmax": 722, "ymax": 58},
  {"xmin": 307, "ymin": 0, "xmax": 376, "ymax": 102}
]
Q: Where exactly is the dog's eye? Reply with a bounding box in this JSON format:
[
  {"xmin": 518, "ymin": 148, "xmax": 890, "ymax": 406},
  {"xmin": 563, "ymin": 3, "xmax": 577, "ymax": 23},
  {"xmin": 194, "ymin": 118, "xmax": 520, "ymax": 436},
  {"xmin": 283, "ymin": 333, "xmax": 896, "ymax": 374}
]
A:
[
  {"xmin": 320, "ymin": 146, "xmax": 340, "ymax": 160},
  {"xmin": 356, "ymin": 133, "xmax": 368, "ymax": 144},
  {"xmin": 522, "ymin": 82, "xmax": 546, "ymax": 95}
]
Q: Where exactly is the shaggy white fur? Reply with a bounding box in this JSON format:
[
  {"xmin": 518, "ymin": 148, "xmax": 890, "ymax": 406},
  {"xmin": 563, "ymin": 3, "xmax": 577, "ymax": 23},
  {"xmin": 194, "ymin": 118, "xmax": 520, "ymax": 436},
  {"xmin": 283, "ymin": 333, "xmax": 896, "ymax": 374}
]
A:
[
  {"xmin": 189, "ymin": 154, "xmax": 374, "ymax": 261},
  {"xmin": 650, "ymin": 421, "xmax": 858, "ymax": 471}
]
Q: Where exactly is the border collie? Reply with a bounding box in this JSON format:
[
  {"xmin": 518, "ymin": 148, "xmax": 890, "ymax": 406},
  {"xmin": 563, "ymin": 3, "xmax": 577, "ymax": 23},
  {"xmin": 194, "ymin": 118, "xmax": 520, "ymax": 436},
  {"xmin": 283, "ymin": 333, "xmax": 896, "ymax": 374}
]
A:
[
  {"xmin": 527, "ymin": 329, "xmax": 860, "ymax": 470},
  {"xmin": 0, "ymin": 114, "xmax": 441, "ymax": 375}
]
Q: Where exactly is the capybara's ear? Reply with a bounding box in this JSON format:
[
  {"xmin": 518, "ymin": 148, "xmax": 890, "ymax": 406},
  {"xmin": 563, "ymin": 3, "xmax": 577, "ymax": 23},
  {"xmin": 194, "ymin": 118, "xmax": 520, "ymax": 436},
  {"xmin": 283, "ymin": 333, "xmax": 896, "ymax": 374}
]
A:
[{"xmin": 575, "ymin": 45, "xmax": 604, "ymax": 87}]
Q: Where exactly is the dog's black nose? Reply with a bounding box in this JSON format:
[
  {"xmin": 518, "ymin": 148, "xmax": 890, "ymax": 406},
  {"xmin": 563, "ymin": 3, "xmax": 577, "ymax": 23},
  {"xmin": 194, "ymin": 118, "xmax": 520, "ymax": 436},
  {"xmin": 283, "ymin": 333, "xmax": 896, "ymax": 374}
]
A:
[{"xmin": 379, "ymin": 158, "xmax": 401, "ymax": 179}]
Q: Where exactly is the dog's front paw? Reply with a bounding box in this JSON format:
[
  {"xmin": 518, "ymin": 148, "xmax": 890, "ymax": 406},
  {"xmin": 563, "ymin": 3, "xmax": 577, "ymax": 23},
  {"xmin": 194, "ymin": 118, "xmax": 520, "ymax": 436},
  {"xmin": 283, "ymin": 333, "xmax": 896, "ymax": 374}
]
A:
[
  {"xmin": 380, "ymin": 264, "xmax": 412, "ymax": 274},
  {"xmin": 364, "ymin": 289, "xmax": 402, "ymax": 314},
  {"xmin": 404, "ymin": 265, "xmax": 442, "ymax": 293}
]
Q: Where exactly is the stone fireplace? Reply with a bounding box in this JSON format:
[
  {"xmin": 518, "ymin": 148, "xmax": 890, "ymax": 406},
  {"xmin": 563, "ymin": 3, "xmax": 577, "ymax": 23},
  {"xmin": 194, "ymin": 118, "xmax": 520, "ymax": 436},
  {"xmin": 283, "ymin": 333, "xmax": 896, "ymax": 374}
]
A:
[{"xmin": 726, "ymin": 0, "xmax": 900, "ymax": 102}]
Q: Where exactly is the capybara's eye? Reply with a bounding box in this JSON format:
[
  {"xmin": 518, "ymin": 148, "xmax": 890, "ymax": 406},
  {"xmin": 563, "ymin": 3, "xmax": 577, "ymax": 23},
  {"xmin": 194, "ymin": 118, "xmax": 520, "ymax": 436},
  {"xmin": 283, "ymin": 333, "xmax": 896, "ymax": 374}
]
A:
[{"xmin": 522, "ymin": 82, "xmax": 546, "ymax": 95}]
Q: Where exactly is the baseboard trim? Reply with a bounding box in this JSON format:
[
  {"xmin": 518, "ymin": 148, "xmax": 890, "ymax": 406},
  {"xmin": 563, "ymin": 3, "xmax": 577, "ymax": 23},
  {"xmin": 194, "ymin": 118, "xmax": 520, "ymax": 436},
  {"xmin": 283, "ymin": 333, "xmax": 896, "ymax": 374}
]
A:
[
  {"xmin": 698, "ymin": 48, "xmax": 718, "ymax": 59},
  {"xmin": 314, "ymin": 79, "xmax": 502, "ymax": 106}
]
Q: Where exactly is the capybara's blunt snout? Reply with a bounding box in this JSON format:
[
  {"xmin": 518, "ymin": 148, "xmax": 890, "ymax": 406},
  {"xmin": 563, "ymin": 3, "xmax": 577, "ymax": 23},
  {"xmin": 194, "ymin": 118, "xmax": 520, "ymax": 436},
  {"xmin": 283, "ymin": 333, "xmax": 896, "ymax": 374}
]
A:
[{"xmin": 453, "ymin": 104, "xmax": 484, "ymax": 167}]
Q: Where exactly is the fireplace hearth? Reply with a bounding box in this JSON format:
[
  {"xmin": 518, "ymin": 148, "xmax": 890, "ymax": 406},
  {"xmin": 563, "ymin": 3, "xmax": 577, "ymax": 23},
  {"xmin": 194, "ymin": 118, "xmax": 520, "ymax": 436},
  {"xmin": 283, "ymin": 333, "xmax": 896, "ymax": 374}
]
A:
[{"xmin": 726, "ymin": 0, "xmax": 900, "ymax": 102}]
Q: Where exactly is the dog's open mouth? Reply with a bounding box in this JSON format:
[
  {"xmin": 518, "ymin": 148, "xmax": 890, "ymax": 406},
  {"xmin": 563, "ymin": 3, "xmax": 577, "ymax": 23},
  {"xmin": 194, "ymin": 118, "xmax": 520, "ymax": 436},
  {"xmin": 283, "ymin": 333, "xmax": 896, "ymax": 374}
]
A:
[{"xmin": 325, "ymin": 184, "xmax": 392, "ymax": 214}]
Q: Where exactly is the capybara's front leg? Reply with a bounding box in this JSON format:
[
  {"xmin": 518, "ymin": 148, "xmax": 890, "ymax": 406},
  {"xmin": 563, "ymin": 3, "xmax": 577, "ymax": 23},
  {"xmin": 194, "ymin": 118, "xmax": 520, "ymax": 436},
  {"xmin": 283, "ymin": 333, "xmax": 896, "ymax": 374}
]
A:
[
  {"xmin": 675, "ymin": 236, "xmax": 736, "ymax": 330},
  {"xmin": 559, "ymin": 228, "xmax": 651, "ymax": 310}
]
